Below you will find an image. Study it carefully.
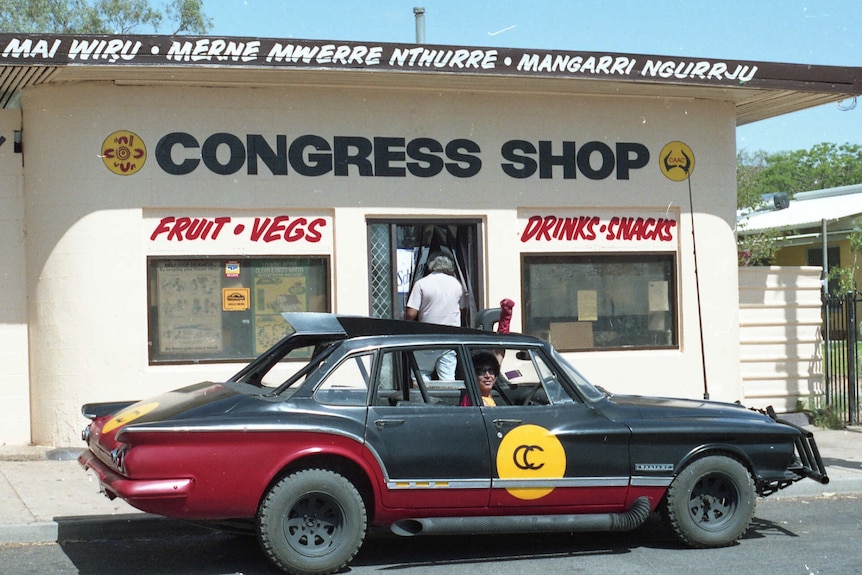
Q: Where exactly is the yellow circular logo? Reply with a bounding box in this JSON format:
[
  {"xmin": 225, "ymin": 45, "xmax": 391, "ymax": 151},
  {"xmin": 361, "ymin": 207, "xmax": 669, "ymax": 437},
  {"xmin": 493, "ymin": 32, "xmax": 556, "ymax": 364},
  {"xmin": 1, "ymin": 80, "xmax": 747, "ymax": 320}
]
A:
[
  {"xmin": 101, "ymin": 130, "xmax": 146, "ymax": 175},
  {"xmin": 659, "ymin": 141, "xmax": 695, "ymax": 181},
  {"xmin": 496, "ymin": 424, "xmax": 566, "ymax": 500},
  {"xmin": 102, "ymin": 402, "xmax": 159, "ymax": 434}
]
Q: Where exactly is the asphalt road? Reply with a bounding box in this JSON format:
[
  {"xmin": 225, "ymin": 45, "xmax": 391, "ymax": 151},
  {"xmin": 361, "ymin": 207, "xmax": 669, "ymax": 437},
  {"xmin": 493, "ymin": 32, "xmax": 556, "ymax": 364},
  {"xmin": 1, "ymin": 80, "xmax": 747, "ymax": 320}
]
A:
[{"xmin": 1, "ymin": 494, "xmax": 859, "ymax": 575}]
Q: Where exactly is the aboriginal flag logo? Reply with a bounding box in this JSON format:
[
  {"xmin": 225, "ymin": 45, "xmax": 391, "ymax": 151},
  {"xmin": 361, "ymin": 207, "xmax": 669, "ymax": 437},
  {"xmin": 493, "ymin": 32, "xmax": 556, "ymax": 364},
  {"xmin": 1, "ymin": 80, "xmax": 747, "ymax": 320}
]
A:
[
  {"xmin": 659, "ymin": 141, "xmax": 695, "ymax": 182},
  {"xmin": 102, "ymin": 130, "xmax": 146, "ymax": 175}
]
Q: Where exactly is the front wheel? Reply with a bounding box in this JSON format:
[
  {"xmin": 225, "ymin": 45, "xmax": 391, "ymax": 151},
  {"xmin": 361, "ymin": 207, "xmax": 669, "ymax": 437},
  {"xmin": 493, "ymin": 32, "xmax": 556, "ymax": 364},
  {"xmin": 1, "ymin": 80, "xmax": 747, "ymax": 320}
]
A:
[
  {"xmin": 662, "ymin": 455, "xmax": 756, "ymax": 548},
  {"xmin": 258, "ymin": 468, "xmax": 367, "ymax": 575}
]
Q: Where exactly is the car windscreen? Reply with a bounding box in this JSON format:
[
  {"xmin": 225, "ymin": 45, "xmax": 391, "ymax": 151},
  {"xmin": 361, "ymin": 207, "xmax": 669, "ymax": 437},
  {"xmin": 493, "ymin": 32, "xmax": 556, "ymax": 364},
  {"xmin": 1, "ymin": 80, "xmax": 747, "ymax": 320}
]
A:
[{"xmin": 551, "ymin": 348, "xmax": 607, "ymax": 401}]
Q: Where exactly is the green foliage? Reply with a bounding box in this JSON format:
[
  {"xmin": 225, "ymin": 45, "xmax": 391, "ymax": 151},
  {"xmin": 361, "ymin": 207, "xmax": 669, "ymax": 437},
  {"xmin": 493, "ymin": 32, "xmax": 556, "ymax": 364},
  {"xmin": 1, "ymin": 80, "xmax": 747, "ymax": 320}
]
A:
[
  {"xmin": 850, "ymin": 228, "xmax": 862, "ymax": 256},
  {"xmin": 163, "ymin": 0, "xmax": 210, "ymax": 34},
  {"xmin": 736, "ymin": 148, "xmax": 769, "ymax": 212},
  {"xmin": 737, "ymin": 227, "xmax": 781, "ymax": 266},
  {"xmin": 737, "ymin": 142, "xmax": 862, "ymax": 211},
  {"xmin": 828, "ymin": 266, "xmax": 855, "ymax": 294},
  {"xmin": 0, "ymin": 0, "xmax": 211, "ymax": 34},
  {"xmin": 811, "ymin": 404, "xmax": 847, "ymax": 430},
  {"xmin": 94, "ymin": 0, "xmax": 163, "ymax": 34},
  {"xmin": 829, "ymin": 228, "xmax": 862, "ymax": 292},
  {"xmin": 798, "ymin": 396, "xmax": 846, "ymax": 430}
]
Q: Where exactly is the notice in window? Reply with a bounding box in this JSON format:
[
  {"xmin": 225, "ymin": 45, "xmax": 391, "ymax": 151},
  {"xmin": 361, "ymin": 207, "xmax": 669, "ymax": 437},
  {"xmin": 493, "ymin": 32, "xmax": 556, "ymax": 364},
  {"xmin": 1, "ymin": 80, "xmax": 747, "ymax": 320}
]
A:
[
  {"xmin": 156, "ymin": 262, "xmax": 223, "ymax": 354},
  {"xmin": 222, "ymin": 287, "xmax": 250, "ymax": 311},
  {"xmin": 577, "ymin": 290, "xmax": 598, "ymax": 322},
  {"xmin": 648, "ymin": 281, "xmax": 669, "ymax": 312}
]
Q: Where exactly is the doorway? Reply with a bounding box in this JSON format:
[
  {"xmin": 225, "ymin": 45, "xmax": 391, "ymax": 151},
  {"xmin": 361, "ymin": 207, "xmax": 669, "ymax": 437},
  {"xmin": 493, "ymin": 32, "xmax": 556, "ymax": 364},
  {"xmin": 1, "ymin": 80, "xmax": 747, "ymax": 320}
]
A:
[{"xmin": 367, "ymin": 220, "xmax": 482, "ymax": 326}]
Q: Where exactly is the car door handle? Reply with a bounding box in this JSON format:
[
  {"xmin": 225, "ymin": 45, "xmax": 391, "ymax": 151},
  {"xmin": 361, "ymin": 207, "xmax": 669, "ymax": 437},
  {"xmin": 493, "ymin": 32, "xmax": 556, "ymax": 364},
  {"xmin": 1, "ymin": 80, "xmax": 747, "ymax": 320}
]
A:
[
  {"xmin": 375, "ymin": 419, "xmax": 405, "ymax": 429},
  {"xmin": 493, "ymin": 418, "xmax": 522, "ymax": 430}
]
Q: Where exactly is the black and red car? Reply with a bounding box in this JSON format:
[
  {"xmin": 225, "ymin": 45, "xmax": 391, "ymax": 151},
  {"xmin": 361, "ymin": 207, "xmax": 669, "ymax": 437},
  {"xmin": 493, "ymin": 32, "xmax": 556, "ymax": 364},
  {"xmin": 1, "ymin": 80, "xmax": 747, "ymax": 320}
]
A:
[{"xmin": 79, "ymin": 313, "xmax": 828, "ymax": 575}]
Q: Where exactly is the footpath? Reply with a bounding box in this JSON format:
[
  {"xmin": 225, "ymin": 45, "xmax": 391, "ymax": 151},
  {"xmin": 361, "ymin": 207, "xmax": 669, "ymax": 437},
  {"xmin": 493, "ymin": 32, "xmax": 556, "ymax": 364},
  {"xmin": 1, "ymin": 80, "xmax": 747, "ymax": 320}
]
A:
[{"xmin": 1, "ymin": 426, "xmax": 860, "ymax": 545}]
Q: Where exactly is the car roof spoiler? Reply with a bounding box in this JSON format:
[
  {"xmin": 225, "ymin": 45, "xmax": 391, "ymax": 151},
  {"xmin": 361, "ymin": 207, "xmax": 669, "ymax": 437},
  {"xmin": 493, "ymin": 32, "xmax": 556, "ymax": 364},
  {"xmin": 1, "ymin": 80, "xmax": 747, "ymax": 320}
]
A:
[
  {"xmin": 280, "ymin": 312, "xmax": 488, "ymax": 338},
  {"xmin": 280, "ymin": 312, "xmax": 350, "ymax": 337}
]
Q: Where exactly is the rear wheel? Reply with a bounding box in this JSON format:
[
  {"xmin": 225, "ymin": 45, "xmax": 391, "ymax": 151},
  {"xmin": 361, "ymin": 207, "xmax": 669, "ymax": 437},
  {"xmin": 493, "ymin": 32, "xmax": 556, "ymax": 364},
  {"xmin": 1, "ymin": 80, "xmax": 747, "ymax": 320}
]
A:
[
  {"xmin": 258, "ymin": 468, "xmax": 367, "ymax": 575},
  {"xmin": 662, "ymin": 455, "xmax": 756, "ymax": 548}
]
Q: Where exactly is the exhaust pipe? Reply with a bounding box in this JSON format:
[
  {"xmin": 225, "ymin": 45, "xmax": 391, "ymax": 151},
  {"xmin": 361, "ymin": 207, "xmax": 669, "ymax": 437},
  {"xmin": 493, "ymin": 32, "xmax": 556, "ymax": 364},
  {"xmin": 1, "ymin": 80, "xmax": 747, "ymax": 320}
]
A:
[{"xmin": 391, "ymin": 496, "xmax": 651, "ymax": 537}]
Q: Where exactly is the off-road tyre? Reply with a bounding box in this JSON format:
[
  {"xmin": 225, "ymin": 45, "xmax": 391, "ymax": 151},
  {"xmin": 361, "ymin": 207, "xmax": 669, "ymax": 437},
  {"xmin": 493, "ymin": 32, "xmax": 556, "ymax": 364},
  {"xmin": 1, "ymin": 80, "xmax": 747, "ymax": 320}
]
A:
[
  {"xmin": 258, "ymin": 468, "xmax": 367, "ymax": 575},
  {"xmin": 662, "ymin": 455, "xmax": 756, "ymax": 548}
]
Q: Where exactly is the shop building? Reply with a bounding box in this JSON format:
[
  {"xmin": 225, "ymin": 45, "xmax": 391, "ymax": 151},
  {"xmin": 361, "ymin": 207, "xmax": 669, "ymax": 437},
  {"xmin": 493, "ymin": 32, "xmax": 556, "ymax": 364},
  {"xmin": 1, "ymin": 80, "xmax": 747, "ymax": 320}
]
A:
[{"xmin": 1, "ymin": 34, "xmax": 859, "ymax": 446}]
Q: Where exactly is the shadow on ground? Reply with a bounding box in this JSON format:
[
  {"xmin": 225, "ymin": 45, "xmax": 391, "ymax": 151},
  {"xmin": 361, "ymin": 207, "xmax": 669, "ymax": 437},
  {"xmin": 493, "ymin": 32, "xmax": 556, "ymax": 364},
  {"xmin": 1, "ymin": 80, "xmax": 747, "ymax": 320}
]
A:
[{"xmin": 52, "ymin": 512, "xmax": 801, "ymax": 575}]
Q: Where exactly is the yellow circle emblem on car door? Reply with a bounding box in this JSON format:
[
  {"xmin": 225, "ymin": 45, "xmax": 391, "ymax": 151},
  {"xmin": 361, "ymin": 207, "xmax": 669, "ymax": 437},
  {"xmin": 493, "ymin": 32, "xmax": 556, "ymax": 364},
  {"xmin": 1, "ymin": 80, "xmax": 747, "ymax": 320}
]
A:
[
  {"xmin": 496, "ymin": 424, "xmax": 566, "ymax": 500},
  {"xmin": 102, "ymin": 402, "xmax": 160, "ymax": 434}
]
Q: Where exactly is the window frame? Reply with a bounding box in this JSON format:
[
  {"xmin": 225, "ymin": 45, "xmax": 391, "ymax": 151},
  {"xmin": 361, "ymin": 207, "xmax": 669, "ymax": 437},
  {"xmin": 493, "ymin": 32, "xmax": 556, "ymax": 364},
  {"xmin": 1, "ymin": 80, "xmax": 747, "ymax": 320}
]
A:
[
  {"xmin": 313, "ymin": 351, "xmax": 375, "ymax": 406},
  {"xmin": 147, "ymin": 254, "xmax": 331, "ymax": 365},
  {"xmin": 521, "ymin": 251, "xmax": 678, "ymax": 352}
]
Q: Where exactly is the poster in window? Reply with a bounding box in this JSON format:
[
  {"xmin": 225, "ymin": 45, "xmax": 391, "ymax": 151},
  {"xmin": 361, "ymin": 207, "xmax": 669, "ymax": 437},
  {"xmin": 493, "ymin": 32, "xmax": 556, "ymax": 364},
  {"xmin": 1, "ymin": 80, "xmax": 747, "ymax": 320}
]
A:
[
  {"xmin": 156, "ymin": 261, "xmax": 223, "ymax": 354},
  {"xmin": 396, "ymin": 248, "xmax": 414, "ymax": 294},
  {"xmin": 253, "ymin": 264, "xmax": 309, "ymax": 353}
]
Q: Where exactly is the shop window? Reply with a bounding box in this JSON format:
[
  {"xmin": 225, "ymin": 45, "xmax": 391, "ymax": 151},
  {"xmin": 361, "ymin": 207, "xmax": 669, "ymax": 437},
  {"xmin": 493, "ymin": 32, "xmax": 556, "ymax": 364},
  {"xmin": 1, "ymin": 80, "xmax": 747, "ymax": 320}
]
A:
[
  {"xmin": 147, "ymin": 256, "xmax": 330, "ymax": 364},
  {"xmin": 522, "ymin": 253, "xmax": 677, "ymax": 351}
]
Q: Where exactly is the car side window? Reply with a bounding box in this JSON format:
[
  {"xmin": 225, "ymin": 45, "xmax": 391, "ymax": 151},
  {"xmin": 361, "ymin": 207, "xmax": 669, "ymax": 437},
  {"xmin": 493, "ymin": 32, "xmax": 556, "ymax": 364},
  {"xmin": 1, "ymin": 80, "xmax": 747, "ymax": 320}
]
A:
[
  {"xmin": 465, "ymin": 347, "xmax": 576, "ymax": 406},
  {"xmin": 372, "ymin": 349, "xmax": 465, "ymax": 407},
  {"xmin": 314, "ymin": 352, "xmax": 373, "ymax": 406}
]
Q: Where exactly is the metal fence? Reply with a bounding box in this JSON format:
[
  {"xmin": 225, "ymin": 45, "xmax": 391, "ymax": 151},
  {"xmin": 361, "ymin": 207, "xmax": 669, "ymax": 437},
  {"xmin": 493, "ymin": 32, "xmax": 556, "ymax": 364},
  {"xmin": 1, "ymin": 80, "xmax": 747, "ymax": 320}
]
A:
[{"xmin": 822, "ymin": 291, "xmax": 861, "ymax": 425}]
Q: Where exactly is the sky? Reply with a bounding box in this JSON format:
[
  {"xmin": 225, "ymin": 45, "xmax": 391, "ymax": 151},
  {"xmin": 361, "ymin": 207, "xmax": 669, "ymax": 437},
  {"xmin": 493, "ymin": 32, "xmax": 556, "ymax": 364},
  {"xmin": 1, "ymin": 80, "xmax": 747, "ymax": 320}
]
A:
[{"xmin": 197, "ymin": 0, "xmax": 862, "ymax": 155}]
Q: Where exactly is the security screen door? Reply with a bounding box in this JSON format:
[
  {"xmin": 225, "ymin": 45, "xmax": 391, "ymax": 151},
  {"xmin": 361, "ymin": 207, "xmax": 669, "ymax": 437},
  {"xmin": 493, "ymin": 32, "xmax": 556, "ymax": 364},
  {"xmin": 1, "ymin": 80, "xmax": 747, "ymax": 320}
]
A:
[{"xmin": 367, "ymin": 221, "xmax": 482, "ymax": 326}]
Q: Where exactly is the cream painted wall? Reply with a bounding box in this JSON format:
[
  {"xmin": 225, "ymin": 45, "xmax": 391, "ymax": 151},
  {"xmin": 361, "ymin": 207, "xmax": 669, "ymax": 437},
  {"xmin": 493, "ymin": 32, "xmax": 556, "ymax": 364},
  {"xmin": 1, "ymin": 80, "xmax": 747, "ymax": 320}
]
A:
[
  {"xmin": 739, "ymin": 266, "xmax": 823, "ymax": 413},
  {"xmin": 0, "ymin": 109, "xmax": 30, "ymax": 445},
  {"xmin": 20, "ymin": 81, "xmax": 740, "ymax": 446}
]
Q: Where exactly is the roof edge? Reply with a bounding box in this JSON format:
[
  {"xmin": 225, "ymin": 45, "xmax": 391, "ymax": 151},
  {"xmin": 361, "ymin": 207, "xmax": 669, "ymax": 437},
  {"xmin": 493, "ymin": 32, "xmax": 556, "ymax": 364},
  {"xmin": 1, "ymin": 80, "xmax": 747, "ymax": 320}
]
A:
[{"xmin": 2, "ymin": 34, "xmax": 860, "ymax": 94}]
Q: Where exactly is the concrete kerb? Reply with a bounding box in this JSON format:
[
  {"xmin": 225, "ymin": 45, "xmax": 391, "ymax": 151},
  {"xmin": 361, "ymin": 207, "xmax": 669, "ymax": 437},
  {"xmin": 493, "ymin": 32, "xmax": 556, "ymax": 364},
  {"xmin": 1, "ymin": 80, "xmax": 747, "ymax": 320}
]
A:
[
  {"xmin": 0, "ymin": 443, "xmax": 216, "ymax": 545},
  {"xmin": 0, "ymin": 521, "xmax": 60, "ymax": 545},
  {"xmin": 0, "ymin": 515, "xmax": 214, "ymax": 546}
]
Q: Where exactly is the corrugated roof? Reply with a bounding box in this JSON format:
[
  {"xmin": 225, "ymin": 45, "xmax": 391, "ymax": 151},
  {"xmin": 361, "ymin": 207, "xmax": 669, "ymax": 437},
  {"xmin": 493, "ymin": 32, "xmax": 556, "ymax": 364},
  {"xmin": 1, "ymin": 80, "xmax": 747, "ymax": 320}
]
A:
[{"xmin": 738, "ymin": 183, "xmax": 862, "ymax": 234}]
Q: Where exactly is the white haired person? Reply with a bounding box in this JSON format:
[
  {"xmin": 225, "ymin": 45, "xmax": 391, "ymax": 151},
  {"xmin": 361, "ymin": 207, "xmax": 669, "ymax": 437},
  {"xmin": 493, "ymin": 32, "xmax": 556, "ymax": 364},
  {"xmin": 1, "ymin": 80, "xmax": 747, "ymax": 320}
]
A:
[{"xmin": 406, "ymin": 252, "xmax": 465, "ymax": 379}]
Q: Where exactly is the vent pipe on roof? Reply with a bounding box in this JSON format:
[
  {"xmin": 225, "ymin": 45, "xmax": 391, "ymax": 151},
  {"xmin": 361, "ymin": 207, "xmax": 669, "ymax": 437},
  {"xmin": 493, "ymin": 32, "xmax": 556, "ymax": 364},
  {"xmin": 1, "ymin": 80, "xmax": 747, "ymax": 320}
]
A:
[{"xmin": 414, "ymin": 7, "xmax": 425, "ymax": 44}]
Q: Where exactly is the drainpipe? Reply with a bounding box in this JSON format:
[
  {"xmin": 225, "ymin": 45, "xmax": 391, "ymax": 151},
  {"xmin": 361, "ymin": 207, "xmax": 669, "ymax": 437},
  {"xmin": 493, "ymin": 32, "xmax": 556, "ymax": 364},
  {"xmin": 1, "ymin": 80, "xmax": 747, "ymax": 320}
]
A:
[{"xmin": 414, "ymin": 7, "xmax": 425, "ymax": 43}]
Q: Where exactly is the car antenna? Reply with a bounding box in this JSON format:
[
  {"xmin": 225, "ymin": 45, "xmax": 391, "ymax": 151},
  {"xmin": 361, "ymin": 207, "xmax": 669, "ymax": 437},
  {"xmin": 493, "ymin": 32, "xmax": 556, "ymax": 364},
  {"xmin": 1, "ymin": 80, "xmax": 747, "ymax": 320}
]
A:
[{"xmin": 685, "ymin": 161, "xmax": 710, "ymax": 400}]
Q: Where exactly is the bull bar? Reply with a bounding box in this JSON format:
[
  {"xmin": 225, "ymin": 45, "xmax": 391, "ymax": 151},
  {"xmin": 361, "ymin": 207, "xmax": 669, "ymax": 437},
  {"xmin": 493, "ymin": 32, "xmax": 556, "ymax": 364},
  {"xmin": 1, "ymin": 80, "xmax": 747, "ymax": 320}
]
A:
[{"xmin": 758, "ymin": 406, "xmax": 830, "ymax": 496}]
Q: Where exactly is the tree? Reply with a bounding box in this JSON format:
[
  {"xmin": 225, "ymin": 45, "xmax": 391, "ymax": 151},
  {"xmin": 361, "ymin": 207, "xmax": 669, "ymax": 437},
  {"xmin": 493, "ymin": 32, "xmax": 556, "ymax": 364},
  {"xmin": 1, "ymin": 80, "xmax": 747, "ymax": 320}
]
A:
[
  {"xmin": 737, "ymin": 142, "xmax": 862, "ymax": 211},
  {"xmin": 736, "ymin": 148, "xmax": 769, "ymax": 213},
  {"xmin": 0, "ymin": 0, "xmax": 211, "ymax": 35},
  {"xmin": 829, "ymin": 229, "xmax": 862, "ymax": 293}
]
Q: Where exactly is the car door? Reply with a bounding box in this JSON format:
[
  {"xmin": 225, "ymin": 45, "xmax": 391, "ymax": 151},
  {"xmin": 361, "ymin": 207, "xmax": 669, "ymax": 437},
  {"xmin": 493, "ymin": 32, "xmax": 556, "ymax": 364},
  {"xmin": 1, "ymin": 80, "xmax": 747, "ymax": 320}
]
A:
[
  {"xmin": 468, "ymin": 346, "xmax": 632, "ymax": 509},
  {"xmin": 365, "ymin": 346, "xmax": 492, "ymax": 510}
]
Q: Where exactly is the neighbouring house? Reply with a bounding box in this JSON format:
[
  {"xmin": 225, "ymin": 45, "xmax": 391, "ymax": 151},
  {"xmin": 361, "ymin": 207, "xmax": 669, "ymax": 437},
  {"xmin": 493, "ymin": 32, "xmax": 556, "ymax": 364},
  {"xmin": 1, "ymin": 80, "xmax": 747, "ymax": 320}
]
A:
[
  {"xmin": 738, "ymin": 183, "xmax": 862, "ymax": 290},
  {"xmin": 737, "ymin": 184, "xmax": 862, "ymax": 420}
]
